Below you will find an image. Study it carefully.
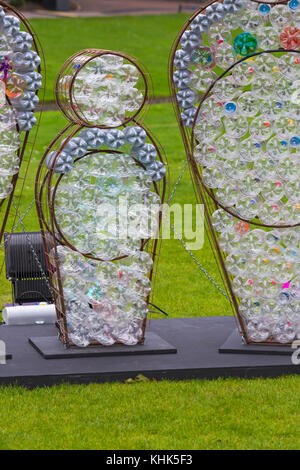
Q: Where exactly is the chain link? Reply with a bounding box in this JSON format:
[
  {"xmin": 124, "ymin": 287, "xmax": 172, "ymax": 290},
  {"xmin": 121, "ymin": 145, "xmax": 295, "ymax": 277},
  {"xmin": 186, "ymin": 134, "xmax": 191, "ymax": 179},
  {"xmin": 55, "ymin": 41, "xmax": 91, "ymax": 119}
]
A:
[
  {"xmin": 11, "ymin": 199, "xmax": 53, "ymax": 300},
  {"xmin": 165, "ymin": 162, "xmax": 232, "ymax": 303},
  {"xmin": 0, "ymin": 199, "xmax": 36, "ymax": 251},
  {"xmin": 169, "ymin": 221, "xmax": 232, "ymax": 303},
  {"xmin": 167, "ymin": 160, "xmax": 188, "ymax": 205}
]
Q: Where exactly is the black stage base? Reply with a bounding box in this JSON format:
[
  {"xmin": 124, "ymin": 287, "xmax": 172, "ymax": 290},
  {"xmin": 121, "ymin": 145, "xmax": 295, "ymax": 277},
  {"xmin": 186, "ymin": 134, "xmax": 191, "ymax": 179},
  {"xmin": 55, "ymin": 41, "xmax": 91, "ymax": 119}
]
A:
[
  {"xmin": 219, "ymin": 329, "xmax": 293, "ymax": 356},
  {"xmin": 29, "ymin": 332, "xmax": 177, "ymax": 359},
  {"xmin": 0, "ymin": 316, "xmax": 299, "ymax": 388}
]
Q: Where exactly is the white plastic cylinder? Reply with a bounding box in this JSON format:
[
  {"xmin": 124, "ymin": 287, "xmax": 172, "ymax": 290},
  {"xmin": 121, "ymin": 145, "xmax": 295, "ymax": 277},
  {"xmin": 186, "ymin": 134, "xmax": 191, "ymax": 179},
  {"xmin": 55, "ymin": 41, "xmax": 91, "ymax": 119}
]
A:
[{"xmin": 2, "ymin": 304, "xmax": 56, "ymax": 325}]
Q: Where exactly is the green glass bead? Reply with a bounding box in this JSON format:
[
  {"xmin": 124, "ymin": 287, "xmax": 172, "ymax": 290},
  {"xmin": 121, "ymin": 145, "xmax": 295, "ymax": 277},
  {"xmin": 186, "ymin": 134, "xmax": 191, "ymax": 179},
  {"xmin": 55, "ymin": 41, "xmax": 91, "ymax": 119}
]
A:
[{"xmin": 233, "ymin": 32, "xmax": 258, "ymax": 57}]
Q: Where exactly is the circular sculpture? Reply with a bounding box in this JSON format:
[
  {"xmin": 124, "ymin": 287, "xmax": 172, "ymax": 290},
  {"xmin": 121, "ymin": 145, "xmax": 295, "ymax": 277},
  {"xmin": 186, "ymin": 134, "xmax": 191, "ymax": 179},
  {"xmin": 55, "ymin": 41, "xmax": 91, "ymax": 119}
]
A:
[
  {"xmin": 37, "ymin": 50, "xmax": 167, "ymax": 348},
  {"xmin": 56, "ymin": 51, "xmax": 147, "ymax": 128},
  {"xmin": 195, "ymin": 50, "xmax": 300, "ymax": 228},
  {"xmin": 170, "ymin": 0, "xmax": 300, "ymax": 345}
]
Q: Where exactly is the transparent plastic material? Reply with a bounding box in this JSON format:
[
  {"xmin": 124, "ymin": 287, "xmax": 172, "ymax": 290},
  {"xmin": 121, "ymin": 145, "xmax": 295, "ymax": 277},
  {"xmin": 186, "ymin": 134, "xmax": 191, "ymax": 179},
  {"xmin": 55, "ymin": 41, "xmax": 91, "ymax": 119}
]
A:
[
  {"xmin": 51, "ymin": 246, "xmax": 153, "ymax": 347},
  {"xmin": 0, "ymin": 87, "xmax": 20, "ymax": 199},
  {"xmin": 172, "ymin": 0, "xmax": 300, "ymax": 343},
  {"xmin": 194, "ymin": 49, "xmax": 300, "ymax": 226},
  {"xmin": 54, "ymin": 152, "xmax": 160, "ymax": 259},
  {"xmin": 61, "ymin": 54, "xmax": 144, "ymax": 127}
]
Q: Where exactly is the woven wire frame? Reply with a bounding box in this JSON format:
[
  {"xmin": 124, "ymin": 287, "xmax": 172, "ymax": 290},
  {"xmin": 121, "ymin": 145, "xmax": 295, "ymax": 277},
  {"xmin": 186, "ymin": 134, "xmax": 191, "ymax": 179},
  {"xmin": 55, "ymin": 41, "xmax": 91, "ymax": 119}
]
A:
[
  {"xmin": 36, "ymin": 50, "xmax": 168, "ymax": 347},
  {"xmin": 0, "ymin": 0, "xmax": 45, "ymax": 276},
  {"xmin": 55, "ymin": 49, "xmax": 152, "ymax": 128},
  {"xmin": 169, "ymin": 0, "xmax": 300, "ymax": 345}
]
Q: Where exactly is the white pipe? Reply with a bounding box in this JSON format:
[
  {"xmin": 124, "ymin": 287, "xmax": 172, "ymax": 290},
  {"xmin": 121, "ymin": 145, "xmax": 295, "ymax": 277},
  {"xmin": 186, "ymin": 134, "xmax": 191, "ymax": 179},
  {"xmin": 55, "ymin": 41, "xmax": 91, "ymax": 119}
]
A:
[{"xmin": 2, "ymin": 304, "xmax": 56, "ymax": 325}]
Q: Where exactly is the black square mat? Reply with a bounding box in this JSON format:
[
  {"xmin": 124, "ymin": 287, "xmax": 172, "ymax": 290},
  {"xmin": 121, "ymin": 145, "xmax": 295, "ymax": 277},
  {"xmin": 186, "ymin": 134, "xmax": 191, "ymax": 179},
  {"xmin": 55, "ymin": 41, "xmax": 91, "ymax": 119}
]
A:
[
  {"xmin": 29, "ymin": 332, "xmax": 177, "ymax": 359},
  {"xmin": 219, "ymin": 329, "xmax": 293, "ymax": 356}
]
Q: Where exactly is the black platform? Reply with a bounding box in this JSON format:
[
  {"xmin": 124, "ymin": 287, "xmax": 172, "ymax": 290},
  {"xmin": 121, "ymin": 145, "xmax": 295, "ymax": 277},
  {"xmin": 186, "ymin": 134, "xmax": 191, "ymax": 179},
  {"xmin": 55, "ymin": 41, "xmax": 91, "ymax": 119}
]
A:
[
  {"xmin": 0, "ymin": 316, "xmax": 299, "ymax": 388},
  {"xmin": 219, "ymin": 329, "xmax": 293, "ymax": 356},
  {"xmin": 29, "ymin": 332, "xmax": 177, "ymax": 359}
]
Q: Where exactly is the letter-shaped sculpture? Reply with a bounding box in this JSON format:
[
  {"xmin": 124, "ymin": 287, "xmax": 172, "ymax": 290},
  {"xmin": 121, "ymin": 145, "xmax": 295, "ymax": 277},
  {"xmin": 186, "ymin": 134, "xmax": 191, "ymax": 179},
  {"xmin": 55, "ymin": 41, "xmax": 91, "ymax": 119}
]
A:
[
  {"xmin": 170, "ymin": 0, "xmax": 300, "ymax": 344},
  {"xmin": 36, "ymin": 50, "xmax": 167, "ymax": 347},
  {"xmin": 0, "ymin": 0, "xmax": 43, "ymax": 244}
]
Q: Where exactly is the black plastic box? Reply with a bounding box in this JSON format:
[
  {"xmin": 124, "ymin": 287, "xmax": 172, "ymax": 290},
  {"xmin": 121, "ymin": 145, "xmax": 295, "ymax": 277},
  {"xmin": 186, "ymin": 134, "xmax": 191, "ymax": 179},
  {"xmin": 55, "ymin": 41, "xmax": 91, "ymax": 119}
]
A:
[
  {"xmin": 4, "ymin": 232, "xmax": 49, "ymax": 280},
  {"xmin": 12, "ymin": 279, "xmax": 53, "ymax": 304},
  {"xmin": 4, "ymin": 232, "xmax": 53, "ymax": 304}
]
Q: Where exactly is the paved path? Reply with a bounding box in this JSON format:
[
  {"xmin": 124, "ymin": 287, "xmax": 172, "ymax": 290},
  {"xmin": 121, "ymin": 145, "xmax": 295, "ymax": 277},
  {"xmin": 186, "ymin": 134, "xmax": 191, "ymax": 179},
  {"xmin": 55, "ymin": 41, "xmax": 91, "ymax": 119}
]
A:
[{"xmin": 25, "ymin": 0, "xmax": 204, "ymax": 18}]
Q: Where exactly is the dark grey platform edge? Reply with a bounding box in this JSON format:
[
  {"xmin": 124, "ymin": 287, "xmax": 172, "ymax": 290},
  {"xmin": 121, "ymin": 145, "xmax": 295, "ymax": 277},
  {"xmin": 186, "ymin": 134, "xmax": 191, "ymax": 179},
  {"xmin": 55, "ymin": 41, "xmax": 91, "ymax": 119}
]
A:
[
  {"xmin": 219, "ymin": 329, "xmax": 294, "ymax": 356},
  {"xmin": 29, "ymin": 332, "xmax": 177, "ymax": 359},
  {"xmin": 0, "ymin": 316, "xmax": 300, "ymax": 388}
]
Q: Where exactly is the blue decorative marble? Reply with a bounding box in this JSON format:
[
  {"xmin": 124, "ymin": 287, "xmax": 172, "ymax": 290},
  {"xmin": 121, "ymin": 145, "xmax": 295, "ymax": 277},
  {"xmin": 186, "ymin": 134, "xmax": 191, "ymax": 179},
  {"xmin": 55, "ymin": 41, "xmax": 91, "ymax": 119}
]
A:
[
  {"xmin": 181, "ymin": 106, "xmax": 197, "ymax": 127},
  {"xmin": 64, "ymin": 137, "xmax": 88, "ymax": 158},
  {"xmin": 78, "ymin": 128, "xmax": 106, "ymax": 149},
  {"xmin": 233, "ymin": 32, "xmax": 257, "ymax": 56},
  {"xmin": 2, "ymin": 15, "xmax": 20, "ymax": 36},
  {"xmin": 45, "ymin": 151, "xmax": 74, "ymax": 174},
  {"xmin": 259, "ymin": 4, "xmax": 271, "ymax": 15},
  {"xmin": 290, "ymin": 136, "xmax": 300, "ymax": 147},
  {"xmin": 105, "ymin": 129, "xmax": 126, "ymax": 149},
  {"xmin": 17, "ymin": 111, "xmax": 37, "ymax": 131},
  {"xmin": 289, "ymin": 0, "xmax": 299, "ymax": 10},
  {"xmin": 180, "ymin": 30, "xmax": 202, "ymax": 52},
  {"xmin": 14, "ymin": 50, "xmax": 41, "ymax": 72},
  {"xmin": 177, "ymin": 88, "xmax": 197, "ymax": 109},
  {"xmin": 11, "ymin": 31, "xmax": 33, "ymax": 53},
  {"xmin": 124, "ymin": 126, "xmax": 147, "ymax": 148},
  {"xmin": 146, "ymin": 161, "xmax": 166, "ymax": 182},
  {"xmin": 190, "ymin": 14, "xmax": 212, "ymax": 34},
  {"xmin": 173, "ymin": 69, "xmax": 191, "ymax": 90},
  {"xmin": 174, "ymin": 49, "xmax": 191, "ymax": 69},
  {"xmin": 225, "ymin": 102, "xmax": 237, "ymax": 114},
  {"xmin": 23, "ymin": 71, "xmax": 42, "ymax": 92},
  {"xmin": 205, "ymin": 2, "xmax": 226, "ymax": 23},
  {"xmin": 11, "ymin": 91, "xmax": 39, "ymax": 112},
  {"xmin": 224, "ymin": 0, "xmax": 245, "ymax": 14},
  {"xmin": 135, "ymin": 143, "xmax": 157, "ymax": 166}
]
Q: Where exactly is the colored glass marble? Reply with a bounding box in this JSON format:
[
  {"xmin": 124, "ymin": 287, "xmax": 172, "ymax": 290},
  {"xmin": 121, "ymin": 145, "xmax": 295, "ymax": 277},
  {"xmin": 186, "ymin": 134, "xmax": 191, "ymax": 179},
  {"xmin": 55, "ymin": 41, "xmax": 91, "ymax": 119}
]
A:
[{"xmin": 233, "ymin": 32, "xmax": 258, "ymax": 56}]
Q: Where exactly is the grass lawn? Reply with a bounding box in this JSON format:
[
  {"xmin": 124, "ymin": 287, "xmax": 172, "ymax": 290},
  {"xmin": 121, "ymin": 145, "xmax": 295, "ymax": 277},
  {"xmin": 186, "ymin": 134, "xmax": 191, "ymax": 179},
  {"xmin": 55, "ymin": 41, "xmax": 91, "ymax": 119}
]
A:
[
  {"xmin": 30, "ymin": 14, "xmax": 190, "ymax": 102},
  {"xmin": 1, "ymin": 377, "xmax": 300, "ymax": 450},
  {"xmin": 0, "ymin": 15, "xmax": 299, "ymax": 451}
]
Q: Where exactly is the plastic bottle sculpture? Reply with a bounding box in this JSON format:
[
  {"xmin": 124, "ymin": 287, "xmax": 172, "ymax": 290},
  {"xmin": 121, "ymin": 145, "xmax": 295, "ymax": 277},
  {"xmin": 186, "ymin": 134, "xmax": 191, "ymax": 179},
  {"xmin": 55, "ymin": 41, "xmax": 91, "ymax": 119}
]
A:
[
  {"xmin": 36, "ymin": 50, "xmax": 167, "ymax": 348},
  {"xmin": 170, "ymin": 0, "xmax": 300, "ymax": 345},
  {"xmin": 0, "ymin": 0, "xmax": 43, "ymax": 245}
]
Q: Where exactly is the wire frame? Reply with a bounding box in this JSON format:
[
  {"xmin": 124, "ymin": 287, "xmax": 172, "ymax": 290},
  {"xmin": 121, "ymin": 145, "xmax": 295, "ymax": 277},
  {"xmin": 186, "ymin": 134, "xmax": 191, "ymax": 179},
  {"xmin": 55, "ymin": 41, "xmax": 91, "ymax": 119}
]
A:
[
  {"xmin": 36, "ymin": 50, "xmax": 168, "ymax": 347},
  {"xmin": 0, "ymin": 0, "xmax": 45, "ymax": 259},
  {"xmin": 169, "ymin": 0, "xmax": 300, "ymax": 345},
  {"xmin": 55, "ymin": 49, "xmax": 152, "ymax": 128}
]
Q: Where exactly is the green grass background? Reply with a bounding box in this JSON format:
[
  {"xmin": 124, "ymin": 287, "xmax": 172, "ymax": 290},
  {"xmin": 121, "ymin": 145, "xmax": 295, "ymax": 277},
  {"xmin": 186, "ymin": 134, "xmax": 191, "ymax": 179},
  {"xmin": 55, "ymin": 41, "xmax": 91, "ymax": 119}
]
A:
[
  {"xmin": 0, "ymin": 15, "xmax": 299, "ymax": 451},
  {"xmin": 32, "ymin": 14, "xmax": 190, "ymax": 102}
]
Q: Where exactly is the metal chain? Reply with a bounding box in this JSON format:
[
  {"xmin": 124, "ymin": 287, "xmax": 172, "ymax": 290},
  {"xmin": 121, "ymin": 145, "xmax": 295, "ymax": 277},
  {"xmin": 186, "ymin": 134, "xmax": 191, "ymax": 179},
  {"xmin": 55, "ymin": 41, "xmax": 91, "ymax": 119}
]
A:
[
  {"xmin": 167, "ymin": 160, "xmax": 188, "ymax": 205},
  {"xmin": 11, "ymin": 199, "xmax": 53, "ymax": 300},
  {"xmin": 169, "ymin": 220, "xmax": 232, "ymax": 302},
  {"xmin": 166, "ymin": 161, "xmax": 232, "ymax": 303},
  {"xmin": 0, "ymin": 199, "xmax": 36, "ymax": 251}
]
